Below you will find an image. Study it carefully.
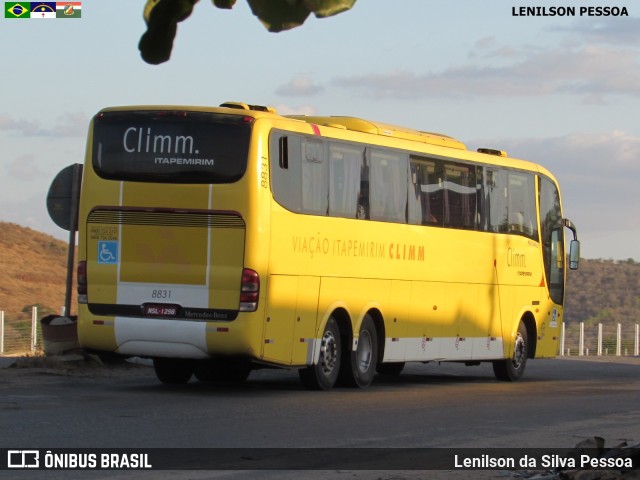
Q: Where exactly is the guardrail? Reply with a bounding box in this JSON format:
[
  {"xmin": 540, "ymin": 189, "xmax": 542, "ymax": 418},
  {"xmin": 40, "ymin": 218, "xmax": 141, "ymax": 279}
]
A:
[
  {"xmin": 0, "ymin": 307, "xmax": 47, "ymax": 355},
  {"xmin": 2, "ymin": 309, "xmax": 639, "ymax": 358},
  {"xmin": 561, "ymin": 322, "xmax": 640, "ymax": 357}
]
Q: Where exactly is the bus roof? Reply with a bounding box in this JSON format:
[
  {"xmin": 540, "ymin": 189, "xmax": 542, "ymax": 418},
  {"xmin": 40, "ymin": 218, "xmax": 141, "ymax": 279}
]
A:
[
  {"xmin": 215, "ymin": 101, "xmax": 465, "ymax": 150},
  {"xmin": 286, "ymin": 115, "xmax": 467, "ymax": 150},
  {"xmin": 95, "ymin": 102, "xmax": 557, "ymax": 182}
]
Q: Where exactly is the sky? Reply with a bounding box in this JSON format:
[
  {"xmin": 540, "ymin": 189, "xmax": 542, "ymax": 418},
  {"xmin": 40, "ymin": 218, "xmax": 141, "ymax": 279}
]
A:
[{"xmin": 1, "ymin": 0, "xmax": 639, "ymax": 260}]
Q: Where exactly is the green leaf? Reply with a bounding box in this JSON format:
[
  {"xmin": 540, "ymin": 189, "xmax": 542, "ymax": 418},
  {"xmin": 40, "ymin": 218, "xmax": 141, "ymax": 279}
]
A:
[
  {"xmin": 246, "ymin": 0, "xmax": 310, "ymax": 32},
  {"xmin": 245, "ymin": 0, "xmax": 355, "ymax": 31},
  {"xmin": 212, "ymin": 0, "xmax": 236, "ymax": 8},
  {"xmin": 303, "ymin": 0, "xmax": 356, "ymax": 18},
  {"xmin": 139, "ymin": 0, "xmax": 199, "ymax": 65},
  {"xmin": 139, "ymin": 0, "xmax": 355, "ymax": 64}
]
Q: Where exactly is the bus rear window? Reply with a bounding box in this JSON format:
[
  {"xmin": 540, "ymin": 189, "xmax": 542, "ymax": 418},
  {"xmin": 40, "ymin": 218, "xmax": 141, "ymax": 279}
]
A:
[{"xmin": 92, "ymin": 111, "xmax": 252, "ymax": 183}]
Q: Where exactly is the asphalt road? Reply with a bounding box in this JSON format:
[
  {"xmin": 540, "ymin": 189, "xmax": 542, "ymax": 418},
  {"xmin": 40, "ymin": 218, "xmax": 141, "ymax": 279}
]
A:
[{"xmin": 1, "ymin": 356, "xmax": 639, "ymax": 480}]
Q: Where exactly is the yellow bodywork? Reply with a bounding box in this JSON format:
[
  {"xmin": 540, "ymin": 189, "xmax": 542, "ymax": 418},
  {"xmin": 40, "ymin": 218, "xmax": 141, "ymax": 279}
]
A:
[{"xmin": 77, "ymin": 104, "xmax": 566, "ymax": 367}]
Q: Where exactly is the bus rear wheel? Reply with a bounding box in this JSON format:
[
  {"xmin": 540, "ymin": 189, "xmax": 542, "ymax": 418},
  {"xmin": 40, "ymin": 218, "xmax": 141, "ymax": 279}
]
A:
[
  {"xmin": 299, "ymin": 317, "xmax": 341, "ymax": 391},
  {"xmin": 493, "ymin": 321, "xmax": 528, "ymax": 382},
  {"xmin": 153, "ymin": 358, "xmax": 195, "ymax": 384},
  {"xmin": 339, "ymin": 315, "xmax": 378, "ymax": 388}
]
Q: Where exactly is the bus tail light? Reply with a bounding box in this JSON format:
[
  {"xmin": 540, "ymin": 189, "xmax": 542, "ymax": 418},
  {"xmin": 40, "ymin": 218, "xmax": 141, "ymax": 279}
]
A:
[
  {"xmin": 239, "ymin": 268, "xmax": 259, "ymax": 312},
  {"xmin": 78, "ymin": 261, "xmax": 88, "ymax": 304}
]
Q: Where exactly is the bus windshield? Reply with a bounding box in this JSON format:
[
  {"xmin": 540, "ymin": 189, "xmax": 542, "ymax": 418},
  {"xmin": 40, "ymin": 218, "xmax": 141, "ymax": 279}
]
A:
[{"xmin": 92, "ymin": 110, "xmax": 252, "ymax": 184}]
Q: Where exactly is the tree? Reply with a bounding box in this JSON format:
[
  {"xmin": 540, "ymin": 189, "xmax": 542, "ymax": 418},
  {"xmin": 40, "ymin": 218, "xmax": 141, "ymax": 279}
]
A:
[{"xmin": 140, "ymin": 0, "xmax": 357, "ymax": 64}]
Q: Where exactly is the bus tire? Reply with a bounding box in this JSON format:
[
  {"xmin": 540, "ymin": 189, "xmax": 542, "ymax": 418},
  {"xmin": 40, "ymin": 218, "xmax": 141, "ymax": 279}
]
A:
[
  {"xmin": 299, "ymin": 317, "xmax": 341, "ymax": 391},
  {"xmin": 153, "ymin": 358, "xmax": 195, "ymax": 384},
  {"xmin": 376, "ymin": 362, "xmax": 405, "ymax": 376},
  {"xmin": 339, "ymin": 315, "xmax": 378, "ymax": 388},
  {"xmin": 493, "ymin": 321, "xmax": 528, "ymax": 382}
]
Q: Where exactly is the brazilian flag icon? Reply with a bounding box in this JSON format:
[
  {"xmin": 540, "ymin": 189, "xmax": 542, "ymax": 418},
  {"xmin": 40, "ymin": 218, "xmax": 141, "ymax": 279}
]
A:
[{"xmin": 5, "ymin": 2, "xmax": 30, "ymax": 17}]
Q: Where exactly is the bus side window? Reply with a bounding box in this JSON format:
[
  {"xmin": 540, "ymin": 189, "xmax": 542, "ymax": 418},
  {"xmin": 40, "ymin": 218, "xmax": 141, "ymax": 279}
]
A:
[
  {"xmin": 486, "ymin": 169, "xmax": 508, "ymax": 233},
  {"xmin": 507, "ymin": 171, "xmax": 537, "ymax": 239},
  {"xmin": 269, "ymin": 132, "xmax": 302, "ymax": 213},
  {"xmin": 369, "ymin": 149, "xmax": 408, "ymax": 223},
  {"xmin": 476, "ymin": 167, "xmax": 485, "ymax": 230},
  {"xmin": 329, "ymin": 143, "xmax": 364, "ymax": 218},
  {"xmin": 443, "ymin": 161, "xmax": 477, "ymax": 230},
  {"xmin": 358, "ymin": 154, "xmax": 369, "ymax": 220},
  {"xmin": 540, "ymin": 176, "xmax": 565, "ymax": 304},
  {"xmin": 301, "ymin": 138, "xmax": 328, "ymax": 215},
  {"xmin": 408, "ymin": 156, "xmax": 440, "ymax": 226},
  {"xmin": 278, "ymin": 136, "xmax": 288, "ymax": 169}
]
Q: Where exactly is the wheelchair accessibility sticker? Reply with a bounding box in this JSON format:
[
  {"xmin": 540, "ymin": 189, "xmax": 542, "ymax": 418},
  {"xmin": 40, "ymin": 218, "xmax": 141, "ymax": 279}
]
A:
[{"xmin": 98, "ymin": 241, "xmax": 118, "ymax": 264}]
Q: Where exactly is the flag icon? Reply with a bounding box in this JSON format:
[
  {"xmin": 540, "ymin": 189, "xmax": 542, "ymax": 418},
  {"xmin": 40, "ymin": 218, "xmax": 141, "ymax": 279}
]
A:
[
  {"xmin": 56, "ymin": 1, "xmax": 80, "ymax": 18},
  {"xmin": 5, "ymin": 2, "xmax": 30, "ymax": 17},
  {"xmin": 30, "ymin": 2, "xmax": 56, "ymax": 18}
]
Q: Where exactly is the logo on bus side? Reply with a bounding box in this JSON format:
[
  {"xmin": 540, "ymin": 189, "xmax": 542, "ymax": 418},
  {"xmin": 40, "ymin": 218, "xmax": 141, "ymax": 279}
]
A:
[
  {"xmin": 507, "ymin": 247, "xmax": 526, "ymax": 268},
  {"xmin": 292, "ymin": 235, "xmax": 425, "ymax": 262},
  {"xmin": 507, "ymin": 247, "xmax": 534, "ymax": 277}
]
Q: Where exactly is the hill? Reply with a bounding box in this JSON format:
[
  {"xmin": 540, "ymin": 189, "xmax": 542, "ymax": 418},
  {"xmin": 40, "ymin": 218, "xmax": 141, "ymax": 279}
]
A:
[
  {"xmin": 0, "ymin": 220, "xmax": 638, "ymax": 331},
  {"xmin": 0, "ymin": 222, "xmax": 75, "ymax": 321},
  {"xmin": 565, "ymin": 257, "xmax": 640, "ymax": 329}
]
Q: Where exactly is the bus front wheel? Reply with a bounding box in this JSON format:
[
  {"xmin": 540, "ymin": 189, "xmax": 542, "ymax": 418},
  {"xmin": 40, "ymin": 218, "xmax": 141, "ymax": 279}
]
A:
[
  {"xmin": 153, "ymin": 358, "xmax": 195, "ymax": 384},
  {"xmin": 493, "ymin": 321, "xmax": 528, "ymax": 382},
  {"xmin": 299, "ymin": 317, "xmax": 341, "ymax": 391}
]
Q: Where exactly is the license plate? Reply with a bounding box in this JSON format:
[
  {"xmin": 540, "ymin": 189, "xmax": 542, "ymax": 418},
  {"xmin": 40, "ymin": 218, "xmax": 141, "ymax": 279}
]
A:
[{"xmin": 143, "ymin": 304, "xmax": 179, "ymax": 317}]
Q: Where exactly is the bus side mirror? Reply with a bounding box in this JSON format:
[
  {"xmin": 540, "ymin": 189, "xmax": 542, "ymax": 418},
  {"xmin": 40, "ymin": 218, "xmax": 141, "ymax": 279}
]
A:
[{"xmin": 569, "ymin": 239, "xmax": 580, "ymax": 270}]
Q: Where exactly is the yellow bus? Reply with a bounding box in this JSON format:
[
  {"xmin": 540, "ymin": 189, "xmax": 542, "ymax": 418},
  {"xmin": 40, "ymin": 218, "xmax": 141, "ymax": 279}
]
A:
[{"xmin": 76, "ymin": 101, "xmax": 580, "ymax": 390}]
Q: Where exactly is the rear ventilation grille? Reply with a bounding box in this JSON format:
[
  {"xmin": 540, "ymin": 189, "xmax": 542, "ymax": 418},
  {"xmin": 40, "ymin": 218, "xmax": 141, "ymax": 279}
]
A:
[{"xmin": 87, "ymin": 209, "xmax": 245, "ymax": 229}]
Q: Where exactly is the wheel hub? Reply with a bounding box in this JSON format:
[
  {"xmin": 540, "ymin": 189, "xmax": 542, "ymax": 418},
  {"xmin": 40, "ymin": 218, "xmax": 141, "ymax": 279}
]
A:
[
  {"xmin": 512, "ymin": 332, "xmax": 526, "ymax": 369},
  {"xmin": 319, "ymin": 330, "xmax": 338, "ymax": 375}
]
